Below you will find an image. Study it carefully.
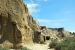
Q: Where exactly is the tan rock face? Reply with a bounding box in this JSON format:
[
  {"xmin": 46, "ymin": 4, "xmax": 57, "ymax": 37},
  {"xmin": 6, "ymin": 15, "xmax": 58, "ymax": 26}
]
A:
[
  {"xmin": 0, "ymin": 0, "xmax": 40, "ymax": 48},
  {"xmin": 40, "ymin": 27, "xmax": 67, "ymax": 43}
]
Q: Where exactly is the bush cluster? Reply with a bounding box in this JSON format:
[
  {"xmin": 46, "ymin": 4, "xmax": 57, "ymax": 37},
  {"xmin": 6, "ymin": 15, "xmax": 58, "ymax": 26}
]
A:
[
  {"xmin": 21, "ymin": 47, "xmax": 30, "ymax": 50},
  {"xmin": 49, "ymin": 37, "xmax": 75, "ymax": 50}
]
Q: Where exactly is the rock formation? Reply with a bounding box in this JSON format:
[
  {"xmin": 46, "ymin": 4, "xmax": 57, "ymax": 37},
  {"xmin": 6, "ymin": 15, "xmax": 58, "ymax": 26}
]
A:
[
  {"xmin": 0, "ymin": 0, "xmax": 40, "ymax": 49},
  {"xmin": 34, "ymin": 26, "xmax": 72, "ymax": 43},
  {"xmin": 0, "ymin": 0, "xmax": 72, "ymax": 49}
]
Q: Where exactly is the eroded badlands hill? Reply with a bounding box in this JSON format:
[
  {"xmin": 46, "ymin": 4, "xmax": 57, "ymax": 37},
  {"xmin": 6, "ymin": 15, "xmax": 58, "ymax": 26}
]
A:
[{"xmin": 0, "ymin": 0, "xmax": 40, "ymax": 48}]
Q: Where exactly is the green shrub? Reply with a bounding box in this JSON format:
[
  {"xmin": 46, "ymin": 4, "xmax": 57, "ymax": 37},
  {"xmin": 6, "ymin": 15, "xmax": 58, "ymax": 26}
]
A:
[
  {"xmin": 0, "ymin": 48, "xmax": 9, "ymax": 50},
  {"xmin": 55, "ymin": 37, "xmax": 75, "ymax": 50},
  {"xmin": 49, "ymin": 38, "xmax": 58, "ymax": 49},
  {"xmin": 21, "ymin": 47, "xmax": 30, "ymax": 50},
  {"xmin": 49, "ymin": 42, "xmax": 57, "ymax": 48},
  {"xmin": 49, "ymin": 37, "xmax": 75, "ymax": 50}
]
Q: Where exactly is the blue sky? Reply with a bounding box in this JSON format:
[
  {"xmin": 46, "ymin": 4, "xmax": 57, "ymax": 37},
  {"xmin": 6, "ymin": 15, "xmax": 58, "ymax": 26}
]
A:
[{"xmin": 24, "ymin": 0, "xmax": 75, "ymax": 32}]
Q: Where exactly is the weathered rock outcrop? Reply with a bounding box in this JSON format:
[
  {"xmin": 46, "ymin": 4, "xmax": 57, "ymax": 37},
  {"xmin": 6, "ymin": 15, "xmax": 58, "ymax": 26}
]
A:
[
  {"xmin": 27, "ymin": 15, "xmax": 41, "ymax": 43},
  {"xmin": 34, "ymin": 26, "xmax": 72, "ymax": 43},
  {"xmin": 0, "ymin": 0, "xmax": 40, "ymax": 48}
]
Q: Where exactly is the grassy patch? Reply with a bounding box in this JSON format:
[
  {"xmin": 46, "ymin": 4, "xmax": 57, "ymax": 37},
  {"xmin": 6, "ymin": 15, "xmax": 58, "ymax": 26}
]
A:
[
  {"xmin": 55, "ymin": 37, "xmax": 75, "ymax": 50},
  {"xmin": 49, "ymin": 37, "xmax": 75, "ymax": 50},
  {"xmin": 21, "ymin": 47, "xmax": 30, "ymax": 50},
  {"xmin": 0, "ymin": 48, "xmax": 9, "ymax": 50}
]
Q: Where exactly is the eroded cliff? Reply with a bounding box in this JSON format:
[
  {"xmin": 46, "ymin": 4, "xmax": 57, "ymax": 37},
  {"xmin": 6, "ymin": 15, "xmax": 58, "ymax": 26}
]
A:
[{"xmin": 0, "ymin": 0, "xmax": 40, "ymax": 48}]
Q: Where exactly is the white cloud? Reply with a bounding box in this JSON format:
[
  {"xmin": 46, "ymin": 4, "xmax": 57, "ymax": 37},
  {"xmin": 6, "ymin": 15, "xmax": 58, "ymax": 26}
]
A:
[
  {"xmin": 27, "ymin": 3, "xmax": 40, "ymax": 14},
  {"xmin": 23, "ymin": 0, "xmax": 48, "ymax": 14},
  {"xmin": 38, "ymin": 19, "xmax": 64, "ymax": 23},
  {"xmin": 38, "ymin": 19, "xmax": 64, "ymax": 28},
  {"xmin": 23, "ymin": 0, "xmax": 40, "ymax": 14}
]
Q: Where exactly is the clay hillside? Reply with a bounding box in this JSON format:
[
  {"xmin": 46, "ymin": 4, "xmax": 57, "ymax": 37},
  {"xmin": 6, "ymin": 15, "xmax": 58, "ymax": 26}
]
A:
[{"xmin": 0, "ymin": 0, "xmax": 73, "ymax": 49}]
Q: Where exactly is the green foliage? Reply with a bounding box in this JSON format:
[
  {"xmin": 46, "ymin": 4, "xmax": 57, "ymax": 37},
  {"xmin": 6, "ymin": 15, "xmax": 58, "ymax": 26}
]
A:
[
  {"xmin": 49, "ymin": 39, "xmax": 58, "ymax": 48},
  {"xmin": 55, "ymin": 37, "xmax": 75, "ymax": 50},
  {"xmin": 71, "ymin": 32, "xmax": 75, "ymax": 37},
  {"xmin": 21, "ymin": 47, "xmax": 30, "ymax": 50},
  {"xmin": 49, "ymin": 41, "xmax": 57, "ymax": 48},
  {"xmin": 0, "ymin": 48, "xmax": 9, "ymax": 50},
  {"xmin": 49, "ymin": 37, "xmax": 75, "ymax": 50}
]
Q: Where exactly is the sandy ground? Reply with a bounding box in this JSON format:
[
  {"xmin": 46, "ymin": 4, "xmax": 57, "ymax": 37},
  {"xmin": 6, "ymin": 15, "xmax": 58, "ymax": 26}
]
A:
[
  {"xmin": 10, "ymin": 41, "xmax": 54, "ymax": 50},
  {"xmin": 26, "ymin": 41, "xmax": 54, "ymax": 50}
]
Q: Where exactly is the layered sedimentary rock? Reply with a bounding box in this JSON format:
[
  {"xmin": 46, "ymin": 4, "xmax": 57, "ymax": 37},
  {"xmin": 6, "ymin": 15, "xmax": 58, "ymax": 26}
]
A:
[
  {"xmin": 40, "ymin": 26, "xmax": 62, "ymax": 43},
  {"xmin": 34, "ymin": 26, "xmax": 71, "ymax": 43},
  {"xmin": 0, "ymin": 0, "xmax": 40, "ymax": 48}
]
